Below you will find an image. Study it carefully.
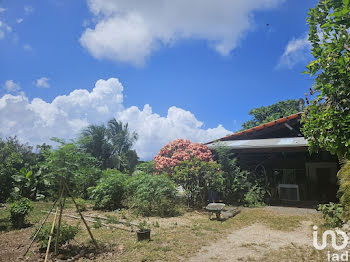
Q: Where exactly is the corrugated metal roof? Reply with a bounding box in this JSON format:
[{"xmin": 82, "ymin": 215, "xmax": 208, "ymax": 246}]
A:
[
  {"xmin": 205, "ymin": 112, "xmax": 303, "ymax": 145},
  {"xmin": 207, "ymin": 137, "xmax": 308, "ymax": 150}
]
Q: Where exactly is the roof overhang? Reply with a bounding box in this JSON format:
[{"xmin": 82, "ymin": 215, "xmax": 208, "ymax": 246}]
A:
[{"xmin": 207, "ymin": 137, "xmax": 308, "ymax": 152}]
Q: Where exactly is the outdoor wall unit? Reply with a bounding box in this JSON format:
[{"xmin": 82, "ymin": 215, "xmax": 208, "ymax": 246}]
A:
[{"xmin": 277, "ymin": 184, "xmax": 300, "ymax": 201}]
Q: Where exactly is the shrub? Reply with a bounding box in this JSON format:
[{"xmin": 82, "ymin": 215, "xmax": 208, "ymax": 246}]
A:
[
  {"xmin": 89, "ymin": 169, "xmax": 128, "ymax": 210},
  {"xmin": 318, "ymin": 202, "xmax": 344, "ymax": 228},
  {"xmin": 244, "ymin": 185, "xmax": 266, "ymax": 207},
  {"xmin": 33, "ymin": 222, "xmax": 79, "ymax": 251},
  {"xmin": 337, "ymin": 160, "xmax": 350, "ymax": 221},
  {"xmin": 173, "ymin": 158, "xmax": 224, "ymax": 208},
  {"xmin": 125, "ymin": 173, "xmax": 178, "ymax": 217},
  {"xmin": 9, "ymin": 197, "xmax": 33, "ymax": 228},
  {"xmin": 215, "ymin": 147, "xmax": 262, "ymax": 205},
  {"xmin": 154, "ymin": 139, "xmax": 213, "ymax": 175},
  {"xmin": 75, "ymin": 198, "xmax": 87, "ymax": 212}
]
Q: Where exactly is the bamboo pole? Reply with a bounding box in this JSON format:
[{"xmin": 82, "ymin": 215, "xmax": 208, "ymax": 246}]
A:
[
  {"xmin": 63, "ymin": 181, "xmax": 99, "ymax": 249},
  {"xmin": 44, "ymin": 207, "xmax": 58, "ymax": 262},
  {"xmin": 83, "ymin": 214, "xmax": 139, "ymax": 227},
  {"xmin": 23, "ymin": 198, "xmax": 59, "ymax": 257},
  {"xmin": 41, "ymin": 211, "xmax": 133, "ymax": 232},
  {"xmin": 54, "ymin": 187, "xmax": 66, "ymax": 255}
]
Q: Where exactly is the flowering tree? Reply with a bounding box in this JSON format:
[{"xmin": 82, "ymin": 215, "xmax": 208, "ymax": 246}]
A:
[{"xmin": 154, "ymin": 139, "xmax": 213, "ymax": 174}]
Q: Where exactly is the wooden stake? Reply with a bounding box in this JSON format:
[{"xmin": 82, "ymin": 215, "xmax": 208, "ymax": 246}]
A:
[
  {"xmin": 44, "ymin": 207, "xmax": 58, "ymax": 262},
  {"xmin": 41, "ymin": 211, "xmax": 133, "ymax": 232},
  {"xmin": 23, "ymin": 198, "xmax": 59, "ymax": 257},
  {"xmin": 63, "ymin": 181, "xmax": 99, "ymax": 249},
  {"xmin": 54, "ymin": 187, "xmax": 66, "ymax": 255}
]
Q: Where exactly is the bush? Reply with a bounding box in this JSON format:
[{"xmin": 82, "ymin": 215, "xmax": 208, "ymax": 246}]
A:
[
  {"xmin": 318, "ymin": 202, "xmax": 344, "ymax": 228},
  {"xmin": 244, "ymin": 185, "xmax": 266, "ymax": 207},
  {"xmin": 337, "ymin": 160, "xmax": 350, "ymax": 221},
  {"xmin": 154, "ymin": 139, "xmax": 213, "ymax": 175},
  {"xmin": 9, "ymin": 197, "xmax": 33, "ymax": 228},
  {"xmin": 125, "ymin": 173, "xmax": 178, "ymax": 217},
  {"xmin": 173, "ymin": 158, "xmax": 224, "ymax": 208},
  {"xmin": 75, "ymin": 198, "xmax": 87, "ymax": 212},
  {"xmin": 89, "ymin": 169, "xmax": 128, "ymax": 210},
  {"xmin": 215, "ymin": 147, "xmax": 264, "ymax": 205},
  {"xmin": 33, "ymin": 222, "xmax": 79, "ymax": 251}
]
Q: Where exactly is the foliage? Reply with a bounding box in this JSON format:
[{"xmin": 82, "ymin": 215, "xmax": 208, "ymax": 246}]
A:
[
  {"xmin": 33, "ymin": 222, "xmax": 79, "ymax": 251},
  {"xmin": 241, "ymin": 99, "xmax": 304, "ymax": 130},
  {"xmin": 75, "ymin": 198, "xmax": 87, "ymax": 212},
  {"xmin": 302, "ymin": 0, "xmax": 350, "ymax": 159},
  {"xmin": 9, "ymin": 197, "xmax": 33, "ymax": 228},
  {"xmin": 134, "ymin": 161, "xmax": 157, "ymax": 175},
  {"xmin": 244, "ymin": 185, "xmax": 266, "ymax": 207},
  {"xmin": 173, "ymin": 158, "xmax": 224, "ymax": 207},
  {"xmin": 318, "ymin": 202, "xmax": 344, "ymax": 228},
  {"xmin": 138, "ymin": 220, "xmax": 150, "ymax": 231},
  {"xmin": 43, "ymin": 138, "xmax": 101, "ymax": 199},
  {"xmin": 89, "ymin": 169, "xmax": 128, "ymax": 210},
  {"xmin": 154, "ymin": 139, "xmax": 213, "ymax": 175},
  {"xmin": 125, "ymin": 173, "xmax": 178, "ymax": 217},
  {"xmin": 337, "ymin": 161, "xmax": 350, "ymax": 221},
  {"xmin": 0, "ymin": 137, "xmax": 37, "ymax": 202},
  {"xmin": 93, "ymin": 217, "xmax": 103, "ymax": 229},
  {"xmin": 79, "ymin": 119, "xmax": 139, "ymax": 172},
  {"xmin": 214, "ymin": 147, "xmax": 253, "ymax": 204}
]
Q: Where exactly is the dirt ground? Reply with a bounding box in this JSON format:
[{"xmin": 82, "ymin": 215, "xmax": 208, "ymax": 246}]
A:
[
  {"xmin": 188, "ymin": 207, "xmax": 317, "ymax": 262},
  {"xmin": 0, "ymin": 204, "xmax": 321, "ymax": 262}
]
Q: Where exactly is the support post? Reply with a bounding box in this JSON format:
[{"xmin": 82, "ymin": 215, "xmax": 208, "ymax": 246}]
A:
[
  {"xmin": 63, "ymin": 181, "xmax": 99, "ymax": 249},
  {"xmin": 23, "ymin": 198, "xmax": 59, "ymax": 257},
  {"xmin": 44, "ymin": 207, "xmax": 58, "ymax": 262},
  {"xmin": 54, "ymin": 186, "xmax": 66, "ymax": 255}
]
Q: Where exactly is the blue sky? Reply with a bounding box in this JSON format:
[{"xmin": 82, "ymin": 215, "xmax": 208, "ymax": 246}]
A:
[{"xmin": 0, "ymin": 0, "xmax": 317, "ymax": 159}]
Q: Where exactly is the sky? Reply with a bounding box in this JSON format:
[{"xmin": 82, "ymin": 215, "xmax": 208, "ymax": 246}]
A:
[{"xmin": 0, "ymin": 0, "xmax": 318, "ymax": 160}]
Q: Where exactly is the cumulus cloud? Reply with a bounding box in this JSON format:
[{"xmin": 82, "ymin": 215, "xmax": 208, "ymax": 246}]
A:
[
  {"xmin": 35, "ymin": 77, "xmax": 50, "ymax": 88},
  {"xmin": 80, "ymin": 0, "xmax": 283, "ymax": 65},
  {"xmin": 3, "ymin": 80, "xmax": 21, "ymax": 92},
  {"xmin": 17, "ymin": 18, "xmax": 24, "ymax": 24},
  {"xmin": 0, "ymin": 78, "xmax": 230, "ymax": 159},
  {"xmin": 0, "ymin": 20, "xmax": 12, "ymax": 40},
  {"xmin": 0, "ymin": 7, "xmax": 6, "ymax": 13},
  {"xmin": 277, "ymin": 34, "xmax": 311, "ymax": 69}
]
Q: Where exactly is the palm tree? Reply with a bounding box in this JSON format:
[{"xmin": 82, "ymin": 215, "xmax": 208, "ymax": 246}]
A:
[{"xmin": 79, "ymin": 120, "xmax": 138, "ymax": 171}]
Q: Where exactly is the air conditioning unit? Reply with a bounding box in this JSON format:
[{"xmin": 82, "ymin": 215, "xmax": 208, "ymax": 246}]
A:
[{"xmin": 277, "ymin": 184, "xmax": 300, "ymax": 201}]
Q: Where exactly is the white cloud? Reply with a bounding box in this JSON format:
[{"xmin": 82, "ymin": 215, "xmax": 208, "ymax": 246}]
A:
[
  {"xmin": 277, "ymin": 34, "xmax": 311, "ymax": 69},
  {"xmin": 80, "ymin": 0, "xmax": 283, "ymax": 65},
  {"xmin": 24, "ymin": 6, "xmax": 34, "ymax": 14},
  {"xmin": 0, "ymin": 7, "xmax": 6, "ymax": 13},
  {"xmin": 0, "ymin": 78, "xmax": 231, "ymax": 159},
  {"xmin": 35, "ymin": 77, "xmax": 50, "ymax": 88},
  {"xmin": 17, "ymin": 18, "xmax": 24, "ymax": 24},
  {"xmin": 23, "ymin": 44, "xmax": 32, "ymax": 51},
  {"xmin": 3, "ymin": 80, "xmax": 21, "ymax": 92},
  {"xmin": 0, "ymin": 20, "xmax": 12, "ymax": 40}
]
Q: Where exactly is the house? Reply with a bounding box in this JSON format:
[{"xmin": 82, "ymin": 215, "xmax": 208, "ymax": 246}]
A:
[{"xmin": 205, "ymin": 112, "xmax": 339, "ymax": 206}]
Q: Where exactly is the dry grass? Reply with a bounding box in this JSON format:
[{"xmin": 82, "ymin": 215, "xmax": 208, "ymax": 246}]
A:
[{"xmin": 0, "ymin": 202, "xmax": 322, "ymax": 261}]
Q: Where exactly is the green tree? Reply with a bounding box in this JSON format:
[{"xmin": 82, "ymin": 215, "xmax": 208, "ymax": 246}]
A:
[
  {"xmin": 79, "ymin": 119, "xmax": 138, "ymax": 172},
  {"xmin": 241, "ymin": 99, "xmax": 304, "ymax": 130},
  {"xmin": 302, "ymin": 0, "xmax": 350, "ymax": 159},
  {"xmin": 0, "ymin": 137, "xmax": 36, "ymax": 202},
  {"xmin": 43, "ymin": 138, "xmax": 101, "ymax": 199}
]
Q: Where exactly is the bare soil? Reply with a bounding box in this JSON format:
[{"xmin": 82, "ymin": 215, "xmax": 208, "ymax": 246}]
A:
[{"xmin": 188, "ymin": 207, "xmax": 318, "ymax": 262}]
